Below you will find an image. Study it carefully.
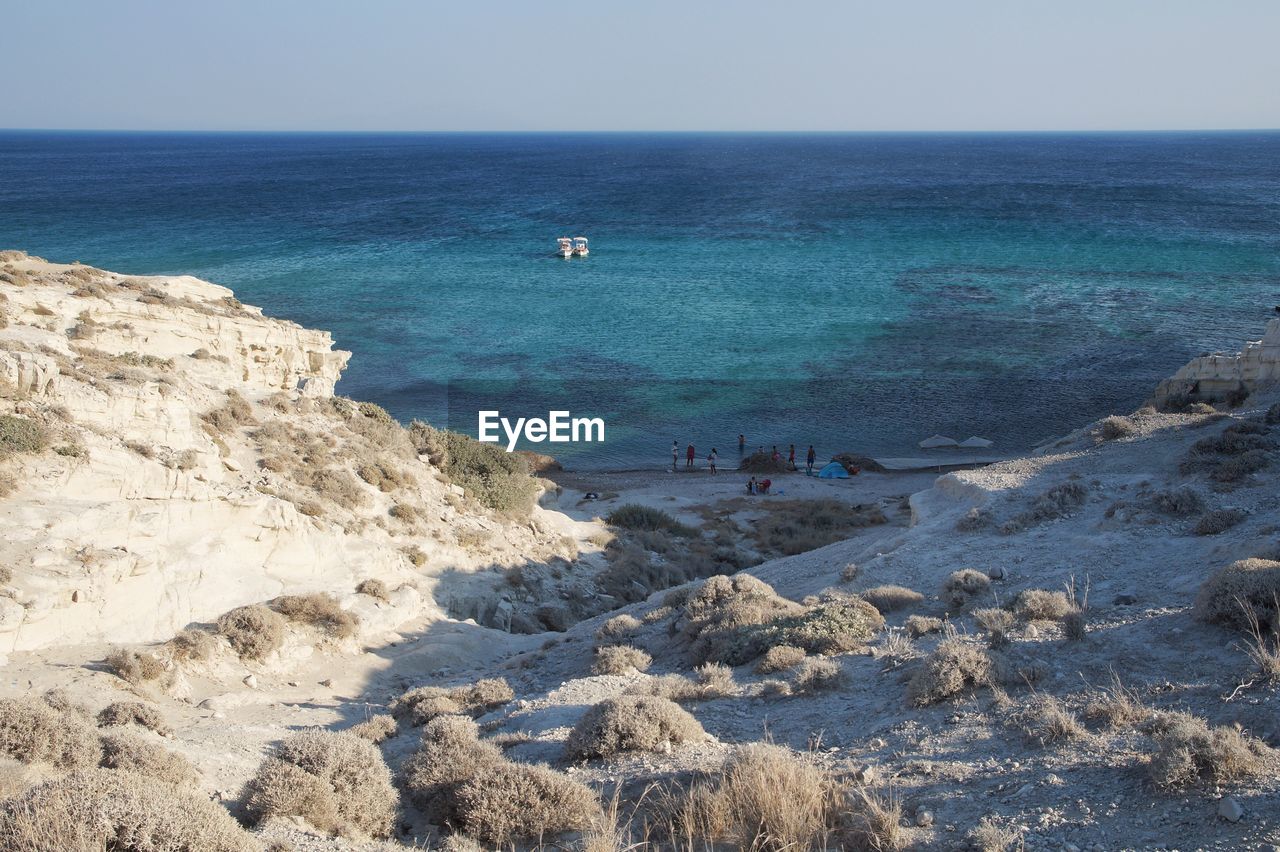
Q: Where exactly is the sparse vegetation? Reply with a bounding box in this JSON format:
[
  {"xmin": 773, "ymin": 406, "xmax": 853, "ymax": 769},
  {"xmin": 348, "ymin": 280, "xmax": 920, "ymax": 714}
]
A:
[
  {"xmin": 246, "ymin": 730, "xmax": 397, "ymax": 838},
  {"xmin": 0, "ymin": 416, "xmax": 48, "ymax": 457},
  {"xmin": 1097, "ymin": 415, "xmax": 1135, "ymax": 440},
  {"xmin": 1150, "ymin": 487, "xmax": 1206, "ymax": 516},
  {"xmin": 973, "ymin": 607, "xmax": 1016, "ymax": 647},
  {"xmin": 348, "ymin": 715, "xmax": 397, "ymax": 744},
  {"xmin": 755, "ymin": 645, "xmax": 806, "ymax": 673},
  {"xmin": 1007, "ymin": 694, "xmax": 1086, "ymax": 746},
  {"xmin": 1146, "ymin": 710, "xmax": 1273, "ymax": 787},
  {"xmin": 391, "ymin": 678, "xmax": 514, "ymax": 726},
  {"xmin": 1001, "ymin": 481, "xmax": 1088, "ymax": 533},
  {"xmin": 905, "ymin": 615, "xmax": 944, "ymax": 637},
  {"xmin": 751, "ymin": 499, "xmax": 887, "ymax": 557},
  {"xmin": 789, "ymin": 658, "xmax": 844, "ymax": 693},
  {"xmin": 564, "ymin": 695, "xmax": 706, "ymax": 760},
  {"xmin": 409, "ymin": 423, "xmax": 539, "ymax": 515},
  {"xmin": 104, "ymin": 648, "xmax": 165, "ymax": 684},
  {"xmin": 216, "ymin": 604, "xmax": 286, "ymax": 661},
  {"xmin": 1009, "ymin": 589, "xmax": 1075, "ymax": 622},
  {"xmin": 355, "ymin": 578, "xmax": 390, "ymax": 602},
  {"xmin": 452, "ymin": 761, "xmax": 601, "ymax": 846},
  {"xmin": 201, "ymin": 389, "xmax": 256, "ymax": 433},
  {"xmin": 401, "ymin": 715, "xmax": 504, "ymax": 824},
  {"xmin": 99, "ymin": 731, "xmax": 198, "ymax": 785},
  {"xmin": 165, "ymin": 627, "xmax": 219, "ymax": 662}
]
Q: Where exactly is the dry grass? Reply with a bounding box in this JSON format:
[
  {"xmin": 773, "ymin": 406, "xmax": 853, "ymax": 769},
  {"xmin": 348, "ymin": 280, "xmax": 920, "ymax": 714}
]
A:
[
  {"xmin": 391, "ymin": 678, "xmax": 513, "ymax": 726},
  {"xmin": 596, "ymin": 613, "xmax": 643, "ymax": 643},
  {"xmin": 0, "ymin": 768, "xmax": 257, "ymax": 852},
  {"xmin": 972, "ymin": 607, "xmax": 1016, "ymax": 647},
  {"xmin": 104, "ymin": 648, "xmax": 165, "ymax": 684},
  {"xmin": 0, "ymin": 416, "xmax": 49, "ymax": 457},
  {"xmin": 790, "ymin": 658, "xmax": 844, "ymax": 694},
  {"xmin": 565, "ymin": 695, "xmax": 706, "ymax": 760},
  {"xmin": 270, "ymin": 593, "xmax": 359, "ymax": 639},
  {"xmin": 904, "ymin": 615, "xmax": 944, "ymax": 638},
  {"xmin": 906, "ymin": 637, "xmax": 994, "ymax": 706},
  {"xmin": 859, "ymin": 585, "xmax": 923, "ymax": 612},
  {"xmin": 0, "ymin": 698, "xmax": 102, "ymax": 770},
  {"xmin": 1097, "ymin": 415, "xmax": 1135, "ymax": 440},
  {"xmin": 99, "ymin": 732, "xmax": 198, "ymax": 786},
  {"xmin": 452, "ymin": 761, "xmax": 601, "ymax": 846},
  {"xmin": 216, "ymin": 604, "xmax": 286, "ymax": 661},
  {"xmin": 969, "ymin": 816, "xmax": 1023, "ymax": 852},
  {"xmin": 1194, "ymin": 558, "xmax": 1280, "ymax": 631},
  {"xmin": 165, "ymin": 628, "xmax": 220, "ymax": 664},
  {"xmin": 1083, "ymin": 675, "xmax": 1151, "ymax": 729},
  {"xmin": 1000, "ymin": 481, "xmax": 1088, "ymax": 533},
  {"xmin": 605, "ymin": 504, "xmax": 695, "ymax": 535},
  {"xmin": 955, "ymin": 506, "xmax": 994, "ymax": 532},
  {"xmin": 96, "ymin": 701, "xmax": 170, "ymax": 736},
  {"xmin": 201, "ymin": 389, "xmax": 256, "ymax": 434},
  {"xmin": 593, "ymin": 645, "xmax": 653, "ymax": 675},
  {"xmin": 1150, "ymin": 487, "xmax": 1206, "ymax": 516},
  {"xmin": 1240, "ymin": 598, "xmax": 1280, "ymax": 683},
  {"xmin": 354, "ymin": 578, "xmax": 390, "ymax": 602},
  {"xmin": 1146, "ymin": 710, "xmax": 1274, "ymax": 787},
  {"xmin": 246, "ymin": 729, "xmax": 397, "ymax": 838},
  {"xmin": 755, "ymin": 645, "xmax": 806, "ymax": 674},
  {"xmin": 942, "ymin": 568, "xmax": 991, "ymax": 610},
  {"xmin": 1007, "ymin": 694, "xmax": 1086, "ymax": 746}
]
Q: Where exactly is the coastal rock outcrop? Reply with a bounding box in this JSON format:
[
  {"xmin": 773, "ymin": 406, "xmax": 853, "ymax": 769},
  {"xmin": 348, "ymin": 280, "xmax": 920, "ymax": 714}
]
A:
[{"xmin": 1151, "ymin": 317, "xmax": 1280, "ymax": 408}]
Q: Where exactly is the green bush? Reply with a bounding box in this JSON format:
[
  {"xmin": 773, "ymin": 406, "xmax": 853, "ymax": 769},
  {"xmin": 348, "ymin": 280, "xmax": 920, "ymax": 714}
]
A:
[
  {"xmin": 605, "ymin": 504, "xmax": 694, "ymax": 536},
  {"xmin": 410, "ymin": 423, "xmax": 538, "ymax": 515},
  {"xmin": 0, "ymin": 417, "xmax": 48, "ymax": 457}
]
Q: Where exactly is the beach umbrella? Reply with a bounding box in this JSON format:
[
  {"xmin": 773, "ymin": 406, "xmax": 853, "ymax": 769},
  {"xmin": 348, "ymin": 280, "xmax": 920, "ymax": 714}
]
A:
[
  {"xmin": 958, "ymin": 436, "xmax": 994, "ymax": 448},
  {"xmin": 918, "ymin": 435, "xmax": 959, "ymax": 449}
]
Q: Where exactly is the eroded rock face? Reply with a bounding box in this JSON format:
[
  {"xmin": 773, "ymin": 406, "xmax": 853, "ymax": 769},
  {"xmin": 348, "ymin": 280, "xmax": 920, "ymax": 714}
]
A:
[
  {"xmin": 0, "ymin": 253, "xmax": 565, "ymax": 652},
  {"xmin": 1151, "ymin": 318, "xmax": 1280, "ymax": 407}
]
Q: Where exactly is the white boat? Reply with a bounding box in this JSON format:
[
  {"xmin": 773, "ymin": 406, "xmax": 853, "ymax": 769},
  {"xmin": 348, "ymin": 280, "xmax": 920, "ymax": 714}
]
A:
[
  {"xmin": 557, "ymin": 237, "xmax": 573, "ymax": 258},
  {"xmin": 573, "ymin": 236, "xmax": 589, "ymax": 257}
]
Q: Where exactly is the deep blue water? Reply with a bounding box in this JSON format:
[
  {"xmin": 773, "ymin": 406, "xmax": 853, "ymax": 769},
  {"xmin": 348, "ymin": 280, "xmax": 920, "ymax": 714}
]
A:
[{"xmin": 2, "ymin": 131, "xmax": 1278, "ymax": 468}]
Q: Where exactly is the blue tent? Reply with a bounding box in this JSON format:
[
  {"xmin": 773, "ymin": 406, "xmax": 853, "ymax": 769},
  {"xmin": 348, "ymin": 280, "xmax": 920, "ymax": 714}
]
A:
[{"xmin": 817, "ymin": 461, "xmax": 849, "ymax": 479}]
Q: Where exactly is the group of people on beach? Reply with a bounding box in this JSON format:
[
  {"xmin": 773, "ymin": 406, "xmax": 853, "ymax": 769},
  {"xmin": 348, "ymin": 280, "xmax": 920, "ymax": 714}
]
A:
[{"xmin": 670, "ymin": 435, "xmax": 821, "ymax": 479}]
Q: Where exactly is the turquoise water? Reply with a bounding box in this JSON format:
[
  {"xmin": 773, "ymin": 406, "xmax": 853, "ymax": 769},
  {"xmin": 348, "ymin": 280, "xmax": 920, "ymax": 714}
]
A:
[{"xmin": 2, "ymin": 131, "xmax": 1278, "ymax": 468}]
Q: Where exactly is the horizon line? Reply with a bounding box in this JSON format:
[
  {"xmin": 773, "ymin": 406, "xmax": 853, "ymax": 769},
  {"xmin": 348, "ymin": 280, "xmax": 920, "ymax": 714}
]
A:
[{"xmin": 2, "ymin": 127, "xmax": 1279, "ymax": 136}]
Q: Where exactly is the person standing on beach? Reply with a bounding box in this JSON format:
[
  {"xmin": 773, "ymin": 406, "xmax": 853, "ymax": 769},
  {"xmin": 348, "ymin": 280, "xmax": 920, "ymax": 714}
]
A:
[
  {"xmin": 788, "ymin": 444, "xmax": 796, "ymax": 470},
  {"xmin": 771, "ymin": 446, "xmax": 780, "ymax": 465},
  {"xmin": 686, "ymin": 443, "xmax": 696, "ymax": 470},
  {"xmin": 738, "ymin": 434, "xmax": 745, "ymax": 453},
  {"xmin": 708, "ymin": 448, "xmax": 717, "ymax": 474},
  {"xmin": 806, "ymin": 445, "xmax": 816, "ymax": 474},
  {"xmin": 672, "ymin": 441, "xmax": 679, "ymax": 472}
]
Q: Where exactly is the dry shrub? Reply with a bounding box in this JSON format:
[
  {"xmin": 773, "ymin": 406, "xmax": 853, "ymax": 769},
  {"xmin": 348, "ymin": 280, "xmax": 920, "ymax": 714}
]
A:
[
  {"xmin": 1009, "ymin": 589, "xmax": 1075, "ymax": 622},
  {"xmin": 216, "ymin": 604, "xmax": 286, "ymax": 661},
  {"xmin": 0, "ymin": 698, "xmax": 102, "ymax": 770},
  {"xmin": 1083, "ymin": 676, "xmax": 1150, "ymax": 729},
  {"xmin": 348, "ymin": 715, "xmax": 397, "ymax": 744},
  {"xmin": 904, "ymin": 615, "xmax": 944, "ymax": 637},
  {"xmin": 943, "ymin": 569, "xmax": 990, "ymax": 609},
  {"xmin": 973, "ymin": 607, "xmax": 1015, "ymax": 647},
  {"xmin": 969, "ymin": 816, "xmax": 1022, "ymax": 852},
  {"xmin": 97, "ymin": 702, "xmax": 170, "ymax": 736},
  {"xmin": 1195, "ymin": 508, "xmax": 1246, "ymax": 536},
  {"xmin": 790, "ymin": 658, "xmax": 844, "ymax": 694},
  {"xmin": 201, "ymin": 389, "xmax": 256, "ymax": 434},
  {"xmin": 0, "ymin": 416, "xmax": 49, "ymax": 457},
  {"xmin": 392, "ymin": 678, "xmax": 513, "ymax": 726},
  {"xmin": 1150, "ymin": 487, "xmax": 1206, "ymax": 516},
  {"xmin": 451, "ymin": 678, "xmax": 514, "ymax": 711},
  {"xmin": 355, "ymin": 458, "xmax": 411, "ymax": 492},
  {"xmin": 593, "ymin": 645, "xmax": 652, "ymax": 675},
  {"xmin": 906, "ymin": 638, "xmax": 993, "ymax": 706},
  {"xmin": 410, "ymin": 424, "xmax": 539, "ymax": 515},
  {"xmin": 164, "ymin": 628, "xmax": 219, "ymax": 663},
  {"xmin": 354, "ymin": 578, "xmax": 390, "ymax": 602},
  {"xmin": 246, "ymin": 729, "xmax": 397, "ymax": 838},
  {"xmin": 839, "ymin": 785, "xmax": 905, "ymax": 852},
  {"xmin": 631, "ymin": 666, "xmax": 736, "ymax": 703},
  {"xmin": 0, "ymin": 768, "xmax": 257, "ymax": 852},
  {"xmin": 1007, "ymin": 694, "xmax": 1085, "ymax": 746},
  {"xmin": 596, "ymin": 613, "xmax": 642, "ymax": 643},
  {"xmin": 98, "ymin": 732, "xmax": 197, "ymax": 786},
  {"xmin": 1240, "ymin": 600, "xmax": 1280, "ymax": 683},
  {"xmin": 755, "ymin": 645, "xmax": 806, "ymax": 674},
  {"xmin": 859, "ymin": 585, "xmax": 923, "ymax": 612},
  {"xmin": 1194, "ymin": 558, "xmax": 1280, "ymax": 631},
  {"xmin": 401, "ymin": 715, "xmax": 504, "ymax": 824},
  {"xmin": 0, "ymin": 757, "xmax": 30, "ymax": 801},
  {"xmin": 270, "ymin": 593, "xmax": 359, "ymax": 639},
  {"xmin": 955, "ymin": 506, "xmax": 994, "ymax": 532},
  {"xmin": 104, "ymin": 648, "xmax": 165, "ymax": 684},
  {"xmin": 751, "ymin": 499, "xmax": 888, "ymax": 557},
  {"xmin": 40, "ymin": 690, "xmax": 88, "ymax": 719},
  {"xmin": 605, "ymin": 504, "xmax": 694, "ymax": 535},
  {"xmin": 305, "ymin": 468, "xmax": 367, "ymax": 509},
  {"xmin": 452, "ymin": 761, "xmax": 600, "ymax": 846},
  {"xmin": 1097, "ymin": 415, "xmax": 1135, "ymax": 440},
  {"xmin": 565, "ymin": 695, "xmax": 706, "ymax": 760},
  {"xmin": 1146, "ymin": 711, "xmax": 1273, "ymax": 787},
  {"xmin": 1001, "ymin": 481, "xmax": 1088, "ymax": 533}
]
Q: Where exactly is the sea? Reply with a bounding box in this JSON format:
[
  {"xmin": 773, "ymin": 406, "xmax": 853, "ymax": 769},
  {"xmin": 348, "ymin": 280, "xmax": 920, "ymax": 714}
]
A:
[{"xmin": 1, "ymin": 131, "xmax": 1278, "ymax": 469}]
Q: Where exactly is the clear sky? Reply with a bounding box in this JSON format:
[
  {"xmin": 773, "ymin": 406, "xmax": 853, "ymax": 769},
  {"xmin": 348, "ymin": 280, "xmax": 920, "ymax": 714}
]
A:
[{"xmin": 4, "ymin": 0, "xmax": 1278, "ymax": 131}]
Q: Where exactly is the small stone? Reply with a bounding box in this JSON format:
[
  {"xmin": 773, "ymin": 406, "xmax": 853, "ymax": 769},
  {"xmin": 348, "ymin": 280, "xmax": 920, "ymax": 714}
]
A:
[
  {"xmin": 988, "ymin": 566, "xmax": 1007, "ymax": 580},
  {"xmin": 287, "ymin": 681, "xmax": 299, "ymax": 687},
  {"xmin": 1016, "ymin": 783, "xmax": 1034, "ymax": 797},
  {"xmin": 319, "ymin": 678, "xmax": 333, "ymax": 687},
  {"xmin": 853, "ymin": 765, "xmax": 879, "ymax": 785},
  {"xmin": 1218, "ymin": 796, "xmax": 1244, "ymax": 822},
  {"xmin": 916, "ymin": 809, "xmax": 935, "ymax": 827},
  {"xmin": 1113, "ymin": 594, "xmax": 1137, "ymax": 605},
  {"xmin": 242, "ymin": 674, "xmax": 257, "ymax": 689}
]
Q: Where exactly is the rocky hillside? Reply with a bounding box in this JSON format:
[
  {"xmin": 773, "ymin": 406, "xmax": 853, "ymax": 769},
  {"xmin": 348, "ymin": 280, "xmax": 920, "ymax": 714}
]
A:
[{"xmin": 0, "ymin": 251, "xmax": 578, "ymax": 655}]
